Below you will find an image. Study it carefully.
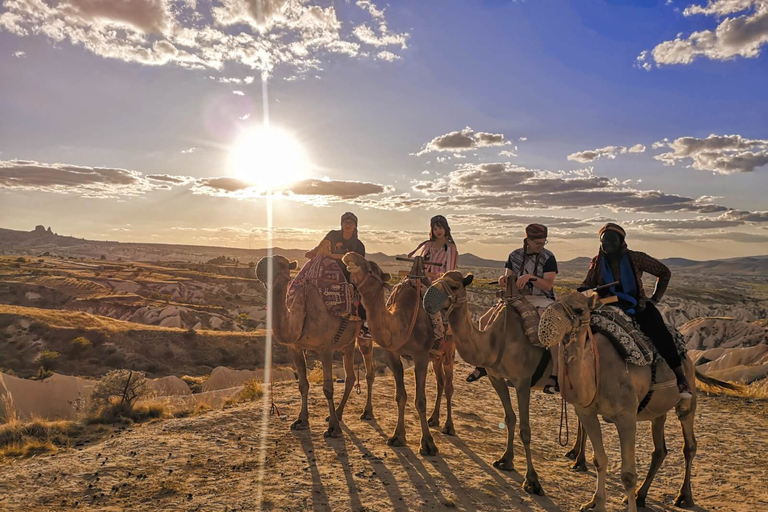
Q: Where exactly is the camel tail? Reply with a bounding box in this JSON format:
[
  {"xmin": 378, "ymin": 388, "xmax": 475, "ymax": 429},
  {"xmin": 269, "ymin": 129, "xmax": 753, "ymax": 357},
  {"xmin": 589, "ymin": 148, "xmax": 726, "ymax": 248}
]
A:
[{"xmin": 694, "ymin": 369, "xmax": 740, "ymax": 391}]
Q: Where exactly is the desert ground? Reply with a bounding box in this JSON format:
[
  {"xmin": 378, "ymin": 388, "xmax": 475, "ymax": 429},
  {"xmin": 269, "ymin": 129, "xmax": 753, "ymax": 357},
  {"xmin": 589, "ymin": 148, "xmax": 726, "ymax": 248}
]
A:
[{"xmin": 1, "ymin": 360, "xmax": 767, "ymax": 511}]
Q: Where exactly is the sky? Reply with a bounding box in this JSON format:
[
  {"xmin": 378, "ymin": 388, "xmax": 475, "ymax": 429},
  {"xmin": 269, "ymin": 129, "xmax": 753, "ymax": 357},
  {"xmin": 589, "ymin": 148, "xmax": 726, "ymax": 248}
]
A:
[{"xmin": 1, "ymin": 0, "xmax": 767, "ymax": 261}]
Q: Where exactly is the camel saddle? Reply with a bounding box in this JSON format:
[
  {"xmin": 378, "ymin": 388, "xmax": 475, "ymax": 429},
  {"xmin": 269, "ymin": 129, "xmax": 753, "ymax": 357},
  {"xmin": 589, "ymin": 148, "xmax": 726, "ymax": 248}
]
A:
[
  {"xmin": 481, "ymin": 286, "xmax": 543, "ymax": 348},
  {"xmin": 287, "ymin": 256, "xmax": 358, "ymax": 318},
  {"xmin": 590, "ymin": 304, "xmax": 687, "ymax": 367}
]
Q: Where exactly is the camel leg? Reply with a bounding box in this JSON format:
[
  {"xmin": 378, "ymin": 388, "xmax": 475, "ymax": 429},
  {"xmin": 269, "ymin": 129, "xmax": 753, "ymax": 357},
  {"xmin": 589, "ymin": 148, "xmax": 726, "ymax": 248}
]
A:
[
  {"xmin": 385, "ymin": 351, "xmax": 407, "ymax": 447},
  {"xmin": 578, "ymin": 413, "xmax": 608, "ymax": 512},
  {"xmin": 414, "ymin": 355, "xmax": 438, "ymax": 456},
  {"xmin": 615, "ymin": 416, "xmax": 639, "ymax": 512},
  {"xmin": 567, "ymin": 420, "xmax": 588, "ymax": 472},
  {"xmin": 674, "ymin": 392, "xmax": 698, "ymax": 508},
  {"xmin": 332, "ymin": 343, "xmax": 356, "ymax": 422},
  {"xmin": 441, "ymin": 346, "xmax": 455, "ymax": 436},
  {"xmin": 358, "ymin": 337, "xmax": 375, "ymax": 420},
  {"xmin": 321, "ymin": 349, "xmax": 342, "ymax": 438},
  {"xmin": 288, "ymin": 347, "xmax": 310, "ymax": 431},
  {"xmin": 427, "ymin": 355, "xmax": 444, "ymax": 428},
  {"xmin": 488, "ymin": 375, "xmax": 516, "ymax": 471},
  {"xmin": 515, "ymin": 384, "xmax": 543, "ymax": 495},
  {"xmin": 634, "ymin": 414, "xmax": 667, "ymax": 509}
]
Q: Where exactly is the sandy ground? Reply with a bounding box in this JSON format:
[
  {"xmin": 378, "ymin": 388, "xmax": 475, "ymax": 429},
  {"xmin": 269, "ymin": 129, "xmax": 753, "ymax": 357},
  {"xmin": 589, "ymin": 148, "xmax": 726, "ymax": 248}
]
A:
[{"xmin": 1, "ymin": 361, "xmax": 767, "ymax": 512}]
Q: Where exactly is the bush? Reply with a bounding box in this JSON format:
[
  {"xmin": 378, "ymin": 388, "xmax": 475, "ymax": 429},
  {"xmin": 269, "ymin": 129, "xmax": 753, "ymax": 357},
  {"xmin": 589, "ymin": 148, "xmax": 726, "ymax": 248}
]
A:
[
  {"xmin": 36, "ymin": 350, "xmax": 60, "ymax": 373},
  {"xmin": 15, "ymin": 257, "xmax": 26, "ymax": 263},
  {"xmin": 69, "ymin": 337, "xmax": 92, "ymax": 360},
  {"xmin": 89, "ymin": 369, "xmax": 149, "ymax": 419}
]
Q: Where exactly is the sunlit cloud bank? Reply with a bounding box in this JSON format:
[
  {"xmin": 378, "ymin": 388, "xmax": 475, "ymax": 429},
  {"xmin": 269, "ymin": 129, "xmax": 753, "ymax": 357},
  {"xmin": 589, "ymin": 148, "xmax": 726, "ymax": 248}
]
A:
[
  {"xmin": 415, "ymin": 127, "xmax": 512, "ymax": 156},
  {"xmin": 637, "ymin": 0, "xmax": 768, "ymax": 69},
  {"xmin": 653, "ymin": 134, "xmax": 768, "ymax": 174},
  {"xmin": 0, "ymin": 0, "xmax": 408, "ymax": 75},
  {"xmin": 567, "ymin": 144, "xmax": 646, "ymax": 163}
]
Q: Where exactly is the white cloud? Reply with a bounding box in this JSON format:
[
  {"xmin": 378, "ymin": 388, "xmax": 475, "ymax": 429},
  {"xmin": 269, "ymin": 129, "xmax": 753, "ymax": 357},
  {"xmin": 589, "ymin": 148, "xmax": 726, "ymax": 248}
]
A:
[
  {"xmin": 567, "ymin": 145, "xmax": 627, "ymax": 163},
  {"xmin": 13, "ymin": 50, "xmax": 25, "ymax": 58},
  {"xmin": 499, "ymin": 149, "xmax": 517, "ymax": 158},
  {"xmin": 637, "ymin": 0, "xmax": 768, "ymax": 68},
  {"xmin": 416, "ymin": 127, "xmax": 512, "ymax": 155},
  {"xmin": 0, "ymin": 0, "xmax": 408, "ymax": 76},
  {"xmin": 654, "ymin": 134, "xmax": 768, "ymax": 173},
  {"xmin": 232, "ymin": 90, "xmax": 245, "ymax": 96},
  {"xmin": 376, "ymin": 50, "xmax": 400, "ymax": 61},
  {"xmin": 628, "ymin": 144, "xmax": 646, "ymax": 153},
  {"xmin": 181, "ymin": 147, "xmax": 197, "ymax": 154}
]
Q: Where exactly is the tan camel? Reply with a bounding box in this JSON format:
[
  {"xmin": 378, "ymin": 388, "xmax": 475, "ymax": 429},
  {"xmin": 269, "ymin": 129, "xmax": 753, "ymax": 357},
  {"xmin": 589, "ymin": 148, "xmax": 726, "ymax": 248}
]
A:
[
  {"xmin": 342, "ymin": 252, "xmax": 456, "ymax": 456},
  {"xmin": 256, "ymin": 255, "xmax": 376, "ymax": 438},
  {"xmin": 424, "ymin": 271, "xmax": 554, "ymax": 495},
  {"xmin": 538, "ymin": 291, "xmax": 735, "ymax": 512}
]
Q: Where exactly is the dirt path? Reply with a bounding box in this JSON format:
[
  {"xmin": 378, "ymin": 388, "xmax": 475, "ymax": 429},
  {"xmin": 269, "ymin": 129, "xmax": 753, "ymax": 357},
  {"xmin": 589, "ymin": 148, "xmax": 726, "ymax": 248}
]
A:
[{"xmin": 1, "ymin": 361, "xmax": 767, "ymax": 511}]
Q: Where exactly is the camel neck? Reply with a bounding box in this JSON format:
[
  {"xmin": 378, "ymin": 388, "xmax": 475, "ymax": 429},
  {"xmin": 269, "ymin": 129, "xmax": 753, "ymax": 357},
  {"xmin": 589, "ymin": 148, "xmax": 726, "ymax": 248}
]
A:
[
  {"xmin": 561, "ymin": 328, "xmax": 597, "ymax": 407},
  {"xmin": 268, "ymin": 276, "xmax": 301, "ymax": 344},
  {"xmin": 357, "ymin": 278, "xmax": 404, "ymax": 350}
]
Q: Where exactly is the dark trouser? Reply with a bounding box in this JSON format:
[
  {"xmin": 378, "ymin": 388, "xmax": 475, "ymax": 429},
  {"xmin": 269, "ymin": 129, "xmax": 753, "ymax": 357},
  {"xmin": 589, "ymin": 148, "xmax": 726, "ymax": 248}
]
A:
[{"xmin": 634, "ymin": 302, "xmax": 681, "ymax": 369}]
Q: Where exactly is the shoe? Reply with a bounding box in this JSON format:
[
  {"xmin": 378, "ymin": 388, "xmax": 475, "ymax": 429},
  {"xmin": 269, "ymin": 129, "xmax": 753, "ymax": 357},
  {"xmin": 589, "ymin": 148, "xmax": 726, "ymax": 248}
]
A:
[
  {"xmin": 466, "ymin": 367, "xmax": 487, "ymax": 382},
  {"xmin": 359, "ymin": 323, "xmax": 372, "ymax": 339},
  {"xmin": 677, "ymin": 381, "xmax": 693, "ymax": 400},
  {"xmin": 542, "ymin": 376, "xmax": 559, "ymax": 394}
]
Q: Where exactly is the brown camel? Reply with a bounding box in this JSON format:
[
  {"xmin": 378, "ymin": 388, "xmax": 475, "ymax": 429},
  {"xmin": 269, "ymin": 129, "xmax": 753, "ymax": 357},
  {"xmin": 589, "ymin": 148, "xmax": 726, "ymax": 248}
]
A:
[
  {"xmin": 256, "ymin": 255, "xmax": 376, "ymax": 438},
  {"xmin": 538, "ymin": 291, "xmax": 735, "ymax": 512},
  {"xmin": 342, "ymin": 252, "xmax": 456, "ymax": 456},
  {"xmin": 424, "ymin": 271, "xmax": 553, "ymax": 495}
]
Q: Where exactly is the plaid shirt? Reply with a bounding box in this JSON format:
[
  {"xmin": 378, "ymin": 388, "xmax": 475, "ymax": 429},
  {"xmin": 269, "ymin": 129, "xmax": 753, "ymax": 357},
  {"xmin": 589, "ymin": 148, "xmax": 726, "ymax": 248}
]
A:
[{"xmin": 581, "ymin": 250, "xmax": 671, "ymax": 311}]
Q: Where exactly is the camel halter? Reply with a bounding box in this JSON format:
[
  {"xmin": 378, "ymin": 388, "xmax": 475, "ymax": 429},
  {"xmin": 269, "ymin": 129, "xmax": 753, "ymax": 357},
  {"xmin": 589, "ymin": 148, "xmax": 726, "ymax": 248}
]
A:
[{"xmin": 429, "ymin": 279, "xmax": 467, "ymax": 319}]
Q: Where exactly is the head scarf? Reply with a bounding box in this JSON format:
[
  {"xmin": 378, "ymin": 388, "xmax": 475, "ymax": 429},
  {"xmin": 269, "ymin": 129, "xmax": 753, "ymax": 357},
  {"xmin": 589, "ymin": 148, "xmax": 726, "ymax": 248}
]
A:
[
  {"xmin": 525, "ymin": 223, "xmax": 548, "ymax": 240},
  {"xmin": 430, "ymin": 215, "xmax": 455, "ymax": 244},
  {"xmin": 598, "ymin": 222, "xmax": 626, "ymax": 240}
]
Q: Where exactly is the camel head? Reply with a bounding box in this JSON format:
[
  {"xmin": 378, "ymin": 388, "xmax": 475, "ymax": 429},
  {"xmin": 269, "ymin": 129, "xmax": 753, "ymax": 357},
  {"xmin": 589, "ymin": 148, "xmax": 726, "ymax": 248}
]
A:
[
  {"xmin": 538, "ymin": 291, "xmax": 599, "ymax": 348},
  {"xmin": 255, "ymin": 255, "xmax": 298, "ymax": 286},
  {"xmin": 423, "ymin": 271, "xmax": 473, "ymax": 315},
  {"xmin": 342, "ymin": 252, "xmax": 391, "ymax": 289}
]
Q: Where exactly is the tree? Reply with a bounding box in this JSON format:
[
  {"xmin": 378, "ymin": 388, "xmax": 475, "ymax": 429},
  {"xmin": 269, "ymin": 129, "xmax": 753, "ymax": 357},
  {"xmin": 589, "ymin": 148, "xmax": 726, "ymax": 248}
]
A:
[
  {"xmin": 36, "ymin": 350, "xmax": 60, "ymax": 377},
  {"xmin": 70, "ymin": 337, "xmax": 92, "ymax": 360},
  {"xmin": 90, "ymin": 369, "xmax": 149, "ymax": 417}
]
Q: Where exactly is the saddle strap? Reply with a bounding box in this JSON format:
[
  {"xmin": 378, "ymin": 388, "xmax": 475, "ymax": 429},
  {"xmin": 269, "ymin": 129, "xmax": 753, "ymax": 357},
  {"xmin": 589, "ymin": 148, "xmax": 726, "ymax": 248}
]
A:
[
  {"xmin": 404, "ymin": 279, "xmax": 422, "ymax": 343},
  {"xmin": 637, "ymin": 361, "xmax": 657, "ymax": 413}
]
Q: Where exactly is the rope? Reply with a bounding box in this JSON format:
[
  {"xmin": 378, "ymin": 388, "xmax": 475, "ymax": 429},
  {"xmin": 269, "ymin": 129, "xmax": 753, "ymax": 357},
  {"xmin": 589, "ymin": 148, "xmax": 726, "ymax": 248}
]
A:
[
  {"xmin": 404, "ymin": 279, "xmax": 422, "ymax": 342},
  {"xmin": 355, "ymin": 364, "xmax": 361, "ymax": 395},
  {"xmin": 558, "ymin": 364, "xmax": 569, "ymax": 447},
  {"xmin": 332, "ymin": 316, "xmax": 350, "ymax": 346}
]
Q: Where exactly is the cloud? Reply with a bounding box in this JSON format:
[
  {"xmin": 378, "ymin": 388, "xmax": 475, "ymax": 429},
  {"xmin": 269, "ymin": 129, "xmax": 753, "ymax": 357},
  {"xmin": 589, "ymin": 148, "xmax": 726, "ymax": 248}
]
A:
[
  {"xmin": 286, "ymin": 178, "xmax": 387, "ymax": 198},
  {"xmin": 0, "ymin": 159, "xmax": 185, "ymax": 198},
  {"xmin": 628, "ymin": 144, "xmax": 646, "ymax": 153},
  {"xmin": 567, "ymin": 145, "xmax": 627, "ymax": 163},
  {"xmin": 193, "ymin": 176, "xmax": 389, "ymax": 201},
  {"xmin": 13, "ymin": 50, "xmax": 25, "ymax": 58},
  {"xmin": 232, "ymin": 90, "xmax": 245, "ymax": 96},
  {"xmin": 416, "ymin": 127, "xmax": 511, "ymax": 155},
  {"xmin": 499, "ymin": 150, "xmax": 517, "ymax": 158},
  {"xmin": 181, "ymin": 147, "xmax": 197, "ymax": 154},
  {"xmin": 637, "ymin": 0, "xmax": 768, "ymax": 68},
  {"xmin": 0, "ymin": 0, "xmax": 408, "ymax": 76},
  {"xmin": 146, "ymin": 174, "xmax": 194, "ymax": 185},
  {"xmin": 654, "ymin": 134, "xmax": 768, "ymax": 173}
]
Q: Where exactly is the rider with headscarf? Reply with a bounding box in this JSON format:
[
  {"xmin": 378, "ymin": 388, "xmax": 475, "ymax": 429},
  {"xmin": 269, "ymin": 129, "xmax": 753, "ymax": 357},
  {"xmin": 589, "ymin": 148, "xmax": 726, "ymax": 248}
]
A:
[
  {"xmin": 580, "ymin": 223, "xmax": 692, "ymax": 399},
  {"xmin": 306, "ymin": 211, "xmax": 365, "ymax": 280}
]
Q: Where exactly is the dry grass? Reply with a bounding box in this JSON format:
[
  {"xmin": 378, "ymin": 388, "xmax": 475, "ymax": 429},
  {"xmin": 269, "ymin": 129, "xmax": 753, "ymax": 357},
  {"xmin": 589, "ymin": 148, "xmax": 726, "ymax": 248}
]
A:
[
  {"xmin": 307, "ymin": 361, "xmax": 324, "ymax": 384},
  {"xmin": 180, "ymin": 374, "xmax": 208, "ymax": 393},
  {"xmin": 223, "ymin": 379, "xmax": 264, "ymax": 407},
  {"xmin": 697, "ymin": 379, "xmax": 768, "ymax": 401},
  {"xmin": 0, "ymin": 417, "xmax": 82, "ymax": 458},
  {"xmin": 192, "ymin": 402, "xmax": 212, "ymax": 415}
]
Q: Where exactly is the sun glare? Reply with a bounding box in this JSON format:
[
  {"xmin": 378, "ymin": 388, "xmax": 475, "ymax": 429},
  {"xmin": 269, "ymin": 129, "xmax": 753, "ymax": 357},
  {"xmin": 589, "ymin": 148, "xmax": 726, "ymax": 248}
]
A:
[{"xmin": 229, "ymin": 126, "xmax": 310, "ymax": 191}]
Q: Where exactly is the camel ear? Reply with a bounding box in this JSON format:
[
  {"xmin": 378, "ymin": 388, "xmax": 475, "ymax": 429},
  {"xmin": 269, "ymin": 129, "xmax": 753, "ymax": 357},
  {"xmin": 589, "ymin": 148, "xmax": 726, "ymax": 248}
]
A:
[
  {"xmin": 289, "ymin": 261, "xmax": 298, "ymax": 270},
  {"xmin": 382, "ymin": 272, "xmax": 391, "ymax": 282},
  {"xmin": 586, "ymin": 292, "xmax": 600, "ymax": 310},
  {"xmin": 462, "ymin": 274, "xmax": 474, "ymax": 287}
]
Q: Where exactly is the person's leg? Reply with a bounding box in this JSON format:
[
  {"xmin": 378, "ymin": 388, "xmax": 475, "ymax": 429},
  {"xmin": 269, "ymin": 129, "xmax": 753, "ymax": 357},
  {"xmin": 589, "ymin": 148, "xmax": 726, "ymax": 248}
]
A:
[
  {"xmin": 467, "ymin": 366, "xmax": 487, "ymax": 382},
  {"xmin": 635, "ymin": 303, "xmax": 691, "ymax": 398},
  {"xmin": 531, "ymin": 301, "xmax": 559, "ymax": 394},
  {"xmin": 429, "ymin": 312, "xmax": 445, "ymax": 356}
]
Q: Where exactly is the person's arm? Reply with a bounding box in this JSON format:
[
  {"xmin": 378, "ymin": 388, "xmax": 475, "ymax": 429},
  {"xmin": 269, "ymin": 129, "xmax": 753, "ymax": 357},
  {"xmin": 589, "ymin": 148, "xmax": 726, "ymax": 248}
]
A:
[
  {"xmin": 578, "ymin": 256, "xmax": 599, "ymax": 291},
  {"xmin": 526, "ymin": 254, "xmax": 557, "ymax": 291},
  {"xmin": 446, "ymin": 243, "xmax": 458, "ymax": 272},
  {"xmin": 633, "ymin": 252, "xmax": 671, "ymax": 303}
]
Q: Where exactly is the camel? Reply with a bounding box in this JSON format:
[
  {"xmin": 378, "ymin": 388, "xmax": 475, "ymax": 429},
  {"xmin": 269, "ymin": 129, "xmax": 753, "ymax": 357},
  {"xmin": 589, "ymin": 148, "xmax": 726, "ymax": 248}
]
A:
[
  {"xmin": 538, "ymin": 291, "xmax": 736, "ymax": 512},
  {"xmin": 342, "ymin": 252, "xmax": 456, "ymax": 456},
  {"xmin": 256, "ymin": 255, "xmax": 376, "ymax": 438},
  {"xmin": 423, "ymin": 271, "xmax": 554, "ymax": 495}
]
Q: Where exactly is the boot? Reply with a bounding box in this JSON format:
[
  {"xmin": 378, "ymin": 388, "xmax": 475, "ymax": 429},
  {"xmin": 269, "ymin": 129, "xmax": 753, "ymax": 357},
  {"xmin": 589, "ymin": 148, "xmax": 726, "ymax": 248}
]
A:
[{"xmin": 672, "ymin": 366, "xmax": 692, "ymax": 399}]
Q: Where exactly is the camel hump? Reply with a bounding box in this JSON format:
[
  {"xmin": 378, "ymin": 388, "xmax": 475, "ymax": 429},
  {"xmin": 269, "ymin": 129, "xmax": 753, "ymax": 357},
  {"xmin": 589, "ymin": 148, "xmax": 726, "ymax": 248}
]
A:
[{"xmin": 288, "ymin": 256, "xmax": 358, "ymax": 318}]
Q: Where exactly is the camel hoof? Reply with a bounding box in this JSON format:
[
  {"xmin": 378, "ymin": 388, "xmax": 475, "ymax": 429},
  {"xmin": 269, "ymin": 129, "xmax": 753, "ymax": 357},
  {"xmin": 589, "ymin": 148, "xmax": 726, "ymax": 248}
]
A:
[
  {"xmin": 523, "ymin": 478, "xmax": 543, "ymax": 496},
  {"xmin": 419, "ymin": 437, "xmax": 438, "ymax": 457},
  {"xmin": 623, "ymin": 495, "xmax": 646, "ymax": 508},
  {"xmin": 290, "ymin": 419, "xmax": 309, "ymax": 431},
  {"xmin": 493, "ymin": 458, "xmax": 514, "ymax": 472},
  {"xmin": 674, "ymin": 495, "xmax": 695, "ymax": 508},
  {"xmin": 387, "ymin": 435, "xmax": 406, "ymax": 447},
  {"xmin": 323, "ymin": 425, "xmax": 343, "ymax": 439},
  {"xmin": 360, "ymin": 410, "xmax": 374, "ymax": 421},
  {"xmin": 427, "ymin": 416, "xmax": 440, "ymax": 428},
  {"xmin": 441, "ymin": 424, "xmax": 456, "ymax": 436},
  {"xmin": 565, "ymin": 448, "xmax": 578, "ymax": 460},
  {"xmin": 579, "ymin": 500, "xmax": 604, "ymax": 512},
  {"xmin": 570, "ymin": 461, "xmax": 588, "ymax": 472}
]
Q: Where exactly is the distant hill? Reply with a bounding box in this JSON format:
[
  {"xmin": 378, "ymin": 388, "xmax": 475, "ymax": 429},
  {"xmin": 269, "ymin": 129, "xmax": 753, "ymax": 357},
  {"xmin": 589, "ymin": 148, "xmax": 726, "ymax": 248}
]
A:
[{"xmin": 1, "ymin": 226, "xmax": 766, "ymax": 273}]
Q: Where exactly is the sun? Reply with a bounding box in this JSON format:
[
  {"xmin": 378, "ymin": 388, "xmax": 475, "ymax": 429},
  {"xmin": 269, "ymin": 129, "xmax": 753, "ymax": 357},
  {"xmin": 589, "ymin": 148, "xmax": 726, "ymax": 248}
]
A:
[{"xmin": 229, "ymin": 126, "xmax": 310, "ymax": 191}]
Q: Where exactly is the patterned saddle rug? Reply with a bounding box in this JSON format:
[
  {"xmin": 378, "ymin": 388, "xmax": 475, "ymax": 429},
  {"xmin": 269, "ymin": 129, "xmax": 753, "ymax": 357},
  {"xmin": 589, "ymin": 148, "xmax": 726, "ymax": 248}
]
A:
[
  {"xmin": 480, "ymin": 296, "xmax": 544, "ymax": 348},
  {"xmin": 590, "ymin": 305, "xmax": 687, "ymax": 367},
  {"xmin": 287, "ymin": 256, "xmax": 358, "ymax": 318}
]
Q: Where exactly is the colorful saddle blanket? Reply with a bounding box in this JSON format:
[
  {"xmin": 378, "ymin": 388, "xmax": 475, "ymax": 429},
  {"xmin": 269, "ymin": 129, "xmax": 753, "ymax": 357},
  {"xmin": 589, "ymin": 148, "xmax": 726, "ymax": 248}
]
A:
[
  {"xmin": 590, "ymin": 305, "xmax": 687, "ymax": 367},
  {"xmin": 287, "ymin": 256, "xmax": 357, "ymax": 318},
  {"xmin": 480, "ymin": 296, "xmax": 544, "ymax": 348}
]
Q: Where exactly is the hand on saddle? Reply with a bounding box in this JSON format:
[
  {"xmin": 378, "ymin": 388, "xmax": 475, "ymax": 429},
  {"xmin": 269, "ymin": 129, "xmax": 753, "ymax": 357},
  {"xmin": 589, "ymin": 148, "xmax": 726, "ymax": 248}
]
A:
[
  {"xmin": 498, "ymin": 275, "xmax": 508, "ymax": 287},
  {"xmin": 516, "ymin": 274, "xmax": 535, "ymax": 290}
]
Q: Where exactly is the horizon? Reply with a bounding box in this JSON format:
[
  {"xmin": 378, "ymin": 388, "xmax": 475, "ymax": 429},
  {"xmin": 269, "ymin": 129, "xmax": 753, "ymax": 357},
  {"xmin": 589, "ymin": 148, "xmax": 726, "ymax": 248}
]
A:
[{"xmin": 1, "ymin": 0, "xmax": 767, "ymax": 261}]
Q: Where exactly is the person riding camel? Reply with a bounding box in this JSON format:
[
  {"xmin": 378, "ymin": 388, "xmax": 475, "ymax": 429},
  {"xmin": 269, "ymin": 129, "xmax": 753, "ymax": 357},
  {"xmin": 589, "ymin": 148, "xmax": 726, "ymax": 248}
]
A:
[
  {"xmin": 467, "ymin": 223, "xmax": 560, "ymax": 393},
  {"xmin": 305, "ymin": 212, "xmax": 369, "ymax": 335},
  {"xmin": 407, "ymin": 215, "xmax": 459, "ymax": 356},
  {"xmin": 580, "ymin": 222, "xmax": 692, "ymax": 399}
]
